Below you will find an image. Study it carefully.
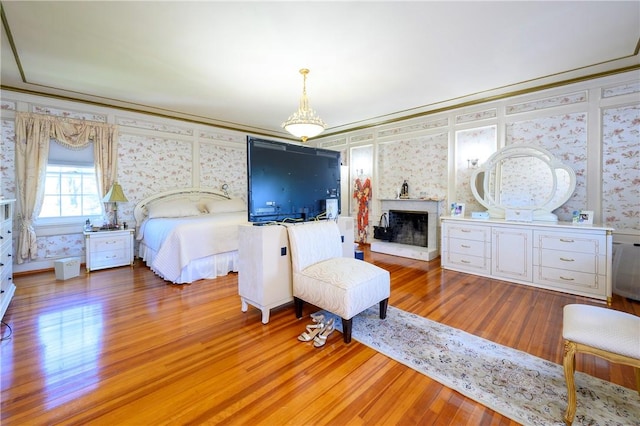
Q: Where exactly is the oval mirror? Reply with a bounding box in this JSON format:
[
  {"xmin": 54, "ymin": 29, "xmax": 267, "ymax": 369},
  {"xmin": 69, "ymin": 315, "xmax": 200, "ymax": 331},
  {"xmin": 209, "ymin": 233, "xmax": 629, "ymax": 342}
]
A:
[{"xmin": 470, "ymin": 144, "xmax": 576, "ymax": 222}]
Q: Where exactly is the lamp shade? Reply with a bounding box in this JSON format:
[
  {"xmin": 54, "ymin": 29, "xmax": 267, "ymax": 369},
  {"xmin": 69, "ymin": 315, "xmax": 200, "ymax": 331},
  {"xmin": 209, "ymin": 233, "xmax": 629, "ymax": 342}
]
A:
[{"xmin": 102, "ymin": 182, "xmax": 128, "ymax": 203}]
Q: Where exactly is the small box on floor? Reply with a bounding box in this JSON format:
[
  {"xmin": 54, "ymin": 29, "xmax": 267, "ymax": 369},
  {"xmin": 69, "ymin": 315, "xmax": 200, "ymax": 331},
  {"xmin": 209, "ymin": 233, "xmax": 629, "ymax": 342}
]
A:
[
  {"xmin": 354, "ymin": 250, "xmax": 364, "ymax": 260},
  {"xmin": 54, "ymin": 257, "xmax": 80, "ymax": 280}
]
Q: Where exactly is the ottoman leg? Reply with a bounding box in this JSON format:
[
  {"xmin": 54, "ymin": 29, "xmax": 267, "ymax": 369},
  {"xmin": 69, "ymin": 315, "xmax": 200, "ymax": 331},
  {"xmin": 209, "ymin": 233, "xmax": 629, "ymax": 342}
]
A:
[
  {"xmin": 294, "ymin": 297, "xmax": 304, "ymax": 319},
  {"xmin": 379, "ymin": 298, "xmax": 389, "ymax": 319},
  {"xmin": 342, "ymin": 318, "xmax": 353, "ymax": 343}
]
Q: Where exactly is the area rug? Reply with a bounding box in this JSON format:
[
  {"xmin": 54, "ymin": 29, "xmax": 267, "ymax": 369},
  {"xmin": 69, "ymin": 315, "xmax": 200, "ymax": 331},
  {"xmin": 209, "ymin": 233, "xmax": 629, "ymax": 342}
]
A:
[{"xmin": 316, "ymin": 306, "xmax": 640, "ymax": 426}]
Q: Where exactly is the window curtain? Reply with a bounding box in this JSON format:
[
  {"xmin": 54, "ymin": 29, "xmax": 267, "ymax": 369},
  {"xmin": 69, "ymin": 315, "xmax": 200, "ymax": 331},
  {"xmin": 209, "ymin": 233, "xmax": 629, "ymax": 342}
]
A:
[{"xmin": 14, "ymin": 112, "xmax": 119, "ymax": 263}]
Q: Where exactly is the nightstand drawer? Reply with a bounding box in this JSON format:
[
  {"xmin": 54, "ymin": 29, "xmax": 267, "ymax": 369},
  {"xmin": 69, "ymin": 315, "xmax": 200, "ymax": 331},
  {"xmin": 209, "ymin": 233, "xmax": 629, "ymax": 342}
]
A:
[
  {"xmin": 89, "ymin": 235, "xmax": 129, "ymax": 252},
  {"xmin": 89, "ymin": 250, "xmax": 130, "ymax": 269}
]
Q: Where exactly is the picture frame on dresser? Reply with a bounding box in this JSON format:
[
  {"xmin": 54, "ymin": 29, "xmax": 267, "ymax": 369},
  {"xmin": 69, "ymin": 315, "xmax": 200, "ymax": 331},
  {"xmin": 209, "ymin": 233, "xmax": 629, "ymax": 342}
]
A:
[
  {"xmin": 573, "ymin": 210, "xmax": 594, "ymax": 225},
  {"xmin": 450, "ymin": 202, "xmax": 465, "ymax": 217}
]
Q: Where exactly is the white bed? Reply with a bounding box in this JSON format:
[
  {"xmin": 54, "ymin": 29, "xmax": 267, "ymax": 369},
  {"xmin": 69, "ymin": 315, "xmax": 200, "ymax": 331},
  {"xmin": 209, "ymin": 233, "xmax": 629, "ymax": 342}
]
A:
[{"xmin": 134, "ymin": 188, "xmax": 249, "ymax": 284}]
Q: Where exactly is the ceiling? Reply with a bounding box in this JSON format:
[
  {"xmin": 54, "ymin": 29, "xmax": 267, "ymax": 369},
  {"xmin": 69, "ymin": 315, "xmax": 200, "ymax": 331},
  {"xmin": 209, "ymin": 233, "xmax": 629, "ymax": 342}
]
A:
[{"xmin": 2, "ymin": 1, "xmax": 639, "ymax": 141}]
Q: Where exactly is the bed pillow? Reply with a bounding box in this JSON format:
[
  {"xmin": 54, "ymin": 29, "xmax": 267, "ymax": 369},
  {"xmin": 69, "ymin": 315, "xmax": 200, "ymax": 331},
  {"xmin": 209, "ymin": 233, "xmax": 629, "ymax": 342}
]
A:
[
  {"xmin": 147, "ymin": 199, "xmax": 202, "ymax": 218},
  {"xmin": 205, "ymin": 198, "xmax": 246, "ymax": 214}
]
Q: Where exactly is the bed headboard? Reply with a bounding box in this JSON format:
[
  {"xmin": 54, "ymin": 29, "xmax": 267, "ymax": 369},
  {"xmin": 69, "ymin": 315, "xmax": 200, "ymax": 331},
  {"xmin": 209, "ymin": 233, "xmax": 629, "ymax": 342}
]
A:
[{"xmin": 134, "ymin": 187, "xmax": 231, "ymax": 226}]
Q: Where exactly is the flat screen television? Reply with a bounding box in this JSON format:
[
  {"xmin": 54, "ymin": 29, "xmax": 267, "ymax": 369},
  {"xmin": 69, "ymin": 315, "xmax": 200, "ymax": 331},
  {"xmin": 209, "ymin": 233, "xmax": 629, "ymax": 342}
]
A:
[{"xmin": 247, "ymin": 136, "xmax": 341, "ymax": 223}]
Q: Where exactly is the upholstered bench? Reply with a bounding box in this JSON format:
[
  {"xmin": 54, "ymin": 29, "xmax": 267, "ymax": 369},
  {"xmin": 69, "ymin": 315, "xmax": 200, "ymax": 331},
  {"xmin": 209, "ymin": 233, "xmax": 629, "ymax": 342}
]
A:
[
  {"xmin": 562, "ymin": 304, "xmax": 640, "ymax": 425},
  {"xmin": 287, "ymin": 220, "xmax": 390, "ymax": 343}
]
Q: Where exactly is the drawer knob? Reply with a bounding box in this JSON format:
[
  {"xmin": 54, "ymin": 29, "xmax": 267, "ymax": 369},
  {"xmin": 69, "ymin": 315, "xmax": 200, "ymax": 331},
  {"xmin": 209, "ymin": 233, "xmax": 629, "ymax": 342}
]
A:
[
  {"xmin": 559, "ymin": 238, "xmax": 575, "ymax": 243},
  {"xmin": 461, "ymin": 229, "xmax": 471, "ymax": 233},
  {"xmin": 461, "ymin": 244, "xmax": 471, "ymax": 248},
  {"xmin": 460, "ymin": 259, "xmax": 471, "ymax": 264},
  {"xmin": 560, "ymin": 257, "xmax": 575, "ymax": 262},
  {"xmin": 560, "ymin": 276, "xmax": 575, "ymax": 281}
]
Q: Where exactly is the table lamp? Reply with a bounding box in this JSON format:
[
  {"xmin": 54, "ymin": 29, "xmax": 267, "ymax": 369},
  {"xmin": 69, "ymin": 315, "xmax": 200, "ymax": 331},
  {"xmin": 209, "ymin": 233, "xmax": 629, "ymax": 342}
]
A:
[{"xmin": 102, "ymin": 182, "xmax": 128, "ymax": 226}]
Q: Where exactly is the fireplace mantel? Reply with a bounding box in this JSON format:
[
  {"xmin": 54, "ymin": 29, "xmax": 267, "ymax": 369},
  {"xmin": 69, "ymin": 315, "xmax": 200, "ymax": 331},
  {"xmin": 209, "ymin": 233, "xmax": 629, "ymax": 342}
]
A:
[{"xmin": 371, "ymin": 198, "xmax": 444, "ymax": 261}]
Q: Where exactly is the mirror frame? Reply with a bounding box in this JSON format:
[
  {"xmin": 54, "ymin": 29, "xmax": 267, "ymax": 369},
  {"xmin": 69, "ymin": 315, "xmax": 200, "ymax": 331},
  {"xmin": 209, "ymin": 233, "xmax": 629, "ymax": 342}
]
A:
[{"xmin": 470, "ymin": 144, "xmax": 576, "ymax": 222}]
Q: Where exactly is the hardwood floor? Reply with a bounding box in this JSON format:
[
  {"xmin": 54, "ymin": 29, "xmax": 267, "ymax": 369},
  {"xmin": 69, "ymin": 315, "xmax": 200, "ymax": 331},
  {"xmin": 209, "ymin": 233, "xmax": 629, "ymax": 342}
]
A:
[{"xmin": 2, "ymin": 248, "xmax": 638, "ymax": 425}]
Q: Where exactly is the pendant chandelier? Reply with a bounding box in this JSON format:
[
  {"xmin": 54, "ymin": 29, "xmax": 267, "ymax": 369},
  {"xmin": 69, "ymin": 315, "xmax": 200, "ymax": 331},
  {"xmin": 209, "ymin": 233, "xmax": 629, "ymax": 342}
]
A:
[{"xmin": 282, "ymin": 68, "xmax": 326, "ymax": 142}]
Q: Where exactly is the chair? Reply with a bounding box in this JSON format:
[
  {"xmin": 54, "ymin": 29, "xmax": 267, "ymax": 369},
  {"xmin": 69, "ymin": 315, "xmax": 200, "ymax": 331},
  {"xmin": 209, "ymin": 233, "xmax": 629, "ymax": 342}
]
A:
[
  {"xmin": 562, "ymin": 304, "xmax": 640, "ymax": 425},
  {"xmin": 287, "ymin": 220, "xmax": 390, "ymax": 343}
]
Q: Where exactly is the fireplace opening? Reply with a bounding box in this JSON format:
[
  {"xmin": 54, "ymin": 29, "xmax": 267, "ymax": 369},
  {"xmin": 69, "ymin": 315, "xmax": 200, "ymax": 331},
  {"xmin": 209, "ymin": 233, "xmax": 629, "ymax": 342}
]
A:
[{"xmin": 388, "ymin": 210, "xmax": 428, "ymax": 247}]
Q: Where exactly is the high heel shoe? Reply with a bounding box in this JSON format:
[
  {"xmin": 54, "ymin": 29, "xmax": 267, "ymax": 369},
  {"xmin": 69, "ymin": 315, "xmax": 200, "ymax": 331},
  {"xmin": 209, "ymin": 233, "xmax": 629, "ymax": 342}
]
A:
[
  {"xmin": 313, "ymin": 318, "xmax": 335, "ymax": 348},
  {"xmin": 297, "ymin": 322, "xmax": 325, "ymax": 342}
]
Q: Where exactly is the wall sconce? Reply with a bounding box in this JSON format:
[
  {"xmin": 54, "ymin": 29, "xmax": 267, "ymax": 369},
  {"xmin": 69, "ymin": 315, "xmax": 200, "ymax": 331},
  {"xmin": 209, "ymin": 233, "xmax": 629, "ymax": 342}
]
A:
[{"xmin": 467, "ymin": 158, "xmax": 479, "ymax": 169}]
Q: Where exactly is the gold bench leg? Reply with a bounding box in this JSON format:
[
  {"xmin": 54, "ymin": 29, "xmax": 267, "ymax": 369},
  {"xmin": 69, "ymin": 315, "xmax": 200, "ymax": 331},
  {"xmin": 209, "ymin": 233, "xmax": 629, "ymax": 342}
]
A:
[
  {"xmin": 563, "ymin": 340, "xmax": 578, "ymax": 425},
  {"xmin": 636, "ymin": 367, "xmax": 640, "ymax": 396}
]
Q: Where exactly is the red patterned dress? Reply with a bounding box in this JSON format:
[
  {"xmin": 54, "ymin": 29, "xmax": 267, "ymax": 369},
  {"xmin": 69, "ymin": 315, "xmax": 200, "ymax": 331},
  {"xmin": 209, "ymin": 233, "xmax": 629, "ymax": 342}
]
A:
[{"xmin": 353, "ymin": 177, "xmax": 371, "ymax": 243}]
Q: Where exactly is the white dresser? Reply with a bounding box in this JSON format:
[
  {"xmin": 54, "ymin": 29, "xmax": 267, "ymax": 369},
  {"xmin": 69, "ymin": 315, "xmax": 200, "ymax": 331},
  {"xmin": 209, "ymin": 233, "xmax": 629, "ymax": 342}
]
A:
[
  {"xmin": 441, "ymin": 217, "xmax": 614, "ymax": 303},
  {"xmin": 84, "ymin": 229, "xmax": 135, "ymax": 272},
  {"xmin": 0, "ymin": 199, "xmax": 16, "ymax": 320}
]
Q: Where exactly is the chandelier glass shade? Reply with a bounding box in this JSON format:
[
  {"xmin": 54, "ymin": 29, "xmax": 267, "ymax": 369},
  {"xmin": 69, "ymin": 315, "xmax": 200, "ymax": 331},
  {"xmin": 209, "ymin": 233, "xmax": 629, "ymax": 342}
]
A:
[{"xmin": 282, "ymin": 68, "xmax": 326, "ymax": 142}]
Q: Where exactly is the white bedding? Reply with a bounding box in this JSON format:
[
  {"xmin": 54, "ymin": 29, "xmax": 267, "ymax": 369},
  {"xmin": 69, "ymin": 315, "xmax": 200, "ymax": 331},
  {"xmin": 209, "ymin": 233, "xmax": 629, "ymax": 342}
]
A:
[{"xmin": 138, "ymin": 212, "xmax": 248, "ymax": 283}]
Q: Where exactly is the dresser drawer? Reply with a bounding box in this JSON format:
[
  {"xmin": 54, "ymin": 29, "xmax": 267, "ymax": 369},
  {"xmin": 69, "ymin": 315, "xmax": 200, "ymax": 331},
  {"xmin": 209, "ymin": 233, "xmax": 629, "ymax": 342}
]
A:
[
  {"xmin": 443, "ymin": 252, "xmax": 490, "ymax": 273},
  {"xmin": 537, "ymin": 249, "xmax": 603, "ymax": 274},
  {"xmin": 444, "ymin": 223, "xmax": 490, "ymax": 242},
  {"xmin": 88, "ymin": 235, "xmax": 129, "ymax": 253},
  {"xmin": 448, "ymin": 237, "xmax": 487, "ymax": 257},
  {"xmin": 0, "ymin": 243, "xmax": 12, "ymax": 274},
  {"xmin": 534, "ymin": 231, "xmax": 606, "ymax": 255},
  {"xmin": 1, "ymin": 226, "xmax": 11, "ymax": 249},
  {"xmin": 534, "ymin": 266, "xmax": 605, "ymax": 296},
  {"xmin": 1, "ymin": 267, "xmax": 12, "ymax": 292}
]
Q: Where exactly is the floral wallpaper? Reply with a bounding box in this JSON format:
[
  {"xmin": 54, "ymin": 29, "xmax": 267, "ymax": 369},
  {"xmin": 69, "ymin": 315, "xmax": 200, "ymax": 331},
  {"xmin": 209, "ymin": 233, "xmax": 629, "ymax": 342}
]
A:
[
  {"xmin": 602, "ymin": 104, "xmax": 640, "ymax": 231},
  {"xmin": 198, "ymin": 142, "xmax": 246, "ymax": 200},
  {"xmin": 117, "ymin": 133, "xmax": 194, "ymax": 225},
  {"xmin": 505, "ymin": 113, "xmax": 588, "ymax": 222},
  {"xmin": 377, "ymin": 133, "xmax": 448, "ymax": 200},
  {"xmin": 1, "ymin": 119, "xmax": 16, "ymax": 200}
]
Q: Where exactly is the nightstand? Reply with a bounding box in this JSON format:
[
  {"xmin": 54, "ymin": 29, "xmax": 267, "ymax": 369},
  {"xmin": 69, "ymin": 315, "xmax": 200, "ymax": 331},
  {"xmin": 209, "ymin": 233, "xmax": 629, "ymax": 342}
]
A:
[{"xmin": 84, "ymin": 229, "xmax": 134, "ymax": 272}]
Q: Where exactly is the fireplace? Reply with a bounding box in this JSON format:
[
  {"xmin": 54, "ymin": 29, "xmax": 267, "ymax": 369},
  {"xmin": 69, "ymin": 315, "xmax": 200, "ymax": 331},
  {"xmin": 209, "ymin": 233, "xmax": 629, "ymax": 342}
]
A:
[
  {"xmin": 388, "ymin": 210, "xmax": 428, "ymax": 247},
  {"xmin": 371, "ymin": 198, "xmax": 443, "ymax": 261}
]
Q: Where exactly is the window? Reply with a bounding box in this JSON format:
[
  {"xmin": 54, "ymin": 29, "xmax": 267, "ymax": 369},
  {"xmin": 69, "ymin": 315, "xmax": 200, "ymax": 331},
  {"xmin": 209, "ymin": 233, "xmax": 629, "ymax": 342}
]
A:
[
  {"xmin": 38, "ymin": 141, "xmax": 103, "ymax": 220},
  {"xmin": 40, "ymin": 165, "xmax": 102, "ymax": 218}
]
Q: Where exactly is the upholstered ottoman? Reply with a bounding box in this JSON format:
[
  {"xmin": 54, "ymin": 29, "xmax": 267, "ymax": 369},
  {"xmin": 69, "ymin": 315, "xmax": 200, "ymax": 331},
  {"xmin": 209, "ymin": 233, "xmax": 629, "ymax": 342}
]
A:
[
  {"xmin": 562, "ymin": 304, "xmax": 640, "ymax": 425},
  {"xmin": 287, "ymin": 221, "xmax": 390, "ymax": 343}
]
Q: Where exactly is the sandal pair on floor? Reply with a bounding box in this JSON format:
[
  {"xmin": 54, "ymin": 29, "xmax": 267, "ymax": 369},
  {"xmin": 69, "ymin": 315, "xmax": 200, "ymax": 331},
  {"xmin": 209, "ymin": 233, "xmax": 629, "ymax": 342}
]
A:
[{"xmin": 297, "ymin": 314, "xmax": 335, "ymax": 347}]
